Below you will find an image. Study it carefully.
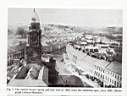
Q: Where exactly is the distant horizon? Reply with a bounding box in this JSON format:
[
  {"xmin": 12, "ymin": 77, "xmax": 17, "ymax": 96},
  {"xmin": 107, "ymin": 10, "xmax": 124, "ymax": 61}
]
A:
[
  {"xmin": 8, "ymin": 8, "xmax": 122, "ymax": 28},
  {"xmin": 8, "ymin": 23, "xmax": 122, "ymax": 30}
]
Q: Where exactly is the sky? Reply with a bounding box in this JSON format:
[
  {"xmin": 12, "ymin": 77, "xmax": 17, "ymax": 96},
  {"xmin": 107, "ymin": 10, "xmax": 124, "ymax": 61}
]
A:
[{"xmin": 8, "ymin": 8, "xmax": 122, "ymax": 28}]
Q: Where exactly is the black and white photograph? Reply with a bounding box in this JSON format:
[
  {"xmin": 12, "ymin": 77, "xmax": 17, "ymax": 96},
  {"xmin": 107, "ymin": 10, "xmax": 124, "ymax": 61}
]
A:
[{"xmin": 7, "ymin": 8, "xmax": 122, "ymax": 88}]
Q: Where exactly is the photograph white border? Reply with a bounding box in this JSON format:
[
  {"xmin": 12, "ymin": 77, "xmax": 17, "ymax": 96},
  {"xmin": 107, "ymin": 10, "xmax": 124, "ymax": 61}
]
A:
[{"xmin": 0, "ymin": 0, "xmax": 126, "ymax": 96}]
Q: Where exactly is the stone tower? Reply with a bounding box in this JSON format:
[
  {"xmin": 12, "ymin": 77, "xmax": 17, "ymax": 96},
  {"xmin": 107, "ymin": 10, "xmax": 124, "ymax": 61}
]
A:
[{"xmin": 26, "ymin": 9, "xmax": 42, "ymax": 64}]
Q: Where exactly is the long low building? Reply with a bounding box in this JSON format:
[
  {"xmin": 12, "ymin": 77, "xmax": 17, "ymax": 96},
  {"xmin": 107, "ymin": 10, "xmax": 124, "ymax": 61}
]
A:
[{"xmin": 64, "ymin": 44, "xmax": 122, "ymax": 88}]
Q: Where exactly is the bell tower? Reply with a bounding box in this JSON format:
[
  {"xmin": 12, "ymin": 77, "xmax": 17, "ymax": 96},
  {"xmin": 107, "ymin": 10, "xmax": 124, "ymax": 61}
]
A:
[{"xmin": 26, "ymin": 9, "xmax": 42, "ymax": 64}]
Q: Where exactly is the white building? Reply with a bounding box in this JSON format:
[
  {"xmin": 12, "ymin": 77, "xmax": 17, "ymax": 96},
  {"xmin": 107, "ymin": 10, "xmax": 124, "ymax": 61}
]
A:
[{"xmin": 64, "ymin": 44, "xmax": 122, "ymax": 88}]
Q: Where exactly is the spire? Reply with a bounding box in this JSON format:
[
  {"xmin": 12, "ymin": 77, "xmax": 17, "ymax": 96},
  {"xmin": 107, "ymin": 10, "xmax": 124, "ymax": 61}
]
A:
[
  {"xmin": 33, "ymin": 8, "xmax": 35, "ymax": 13},
  {"xmin": 31, "ymin": 8, "xmax": 40, "ymax": 22}
]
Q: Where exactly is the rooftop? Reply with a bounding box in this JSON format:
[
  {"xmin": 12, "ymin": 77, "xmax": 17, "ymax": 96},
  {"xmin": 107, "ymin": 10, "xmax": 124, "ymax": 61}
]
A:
[{"xmin": 67, "ymin": 44, "xmax": 122, "ymax": 75}]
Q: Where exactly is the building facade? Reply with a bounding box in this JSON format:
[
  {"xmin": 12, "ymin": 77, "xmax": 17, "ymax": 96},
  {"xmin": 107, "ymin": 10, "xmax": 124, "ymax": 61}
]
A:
[{"xmin": 65, "ymin": 44, "xmax": 122, "ymax": 88}]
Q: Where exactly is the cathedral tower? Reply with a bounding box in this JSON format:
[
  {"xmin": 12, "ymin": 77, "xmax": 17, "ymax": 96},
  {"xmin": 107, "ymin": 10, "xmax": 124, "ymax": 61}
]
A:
[{"xmin": 26, "ymin": 9, "xmax": 42, "ymax": 64}]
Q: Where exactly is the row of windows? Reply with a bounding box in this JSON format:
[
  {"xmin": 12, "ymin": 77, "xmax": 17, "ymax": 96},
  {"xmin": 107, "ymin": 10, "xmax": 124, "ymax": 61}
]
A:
[
  {"xmin": 95, "ymin": 65, "xmax": 104, "ymax": 73},
  {"xmin": 94, "ymin": 71, "xmax": 121, "ymax": 87},
  {"xmin": 8, "ymin": 51, "xmax": 24, "ymax": 60},
  {"xmin": 94, "ymin": 65, "xmax": 121, "ymax": 81}
]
